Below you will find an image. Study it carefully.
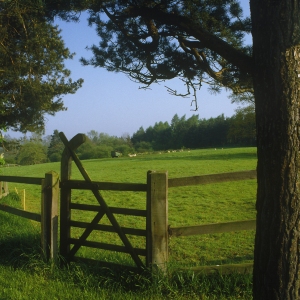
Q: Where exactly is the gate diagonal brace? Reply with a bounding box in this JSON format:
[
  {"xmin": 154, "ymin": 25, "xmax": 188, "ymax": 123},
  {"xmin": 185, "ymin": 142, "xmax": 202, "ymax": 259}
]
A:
[
  {"xmin": 69, "ymin": 210, "xmax": 106, "ymax": 258},
  {"xmin": 59, "ymin": 132, "xmax": 144, "ymax": 269}
]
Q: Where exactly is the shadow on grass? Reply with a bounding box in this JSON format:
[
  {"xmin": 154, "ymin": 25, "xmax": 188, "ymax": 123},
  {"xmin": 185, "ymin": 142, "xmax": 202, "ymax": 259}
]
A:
[
  {"xmin": 202, "ymin": 255, "xmax": 254, "ymax": 267},
  {"xmin": 0, "ymin": 193, "xmax": 42, "ymax": 267},
  {"xmin": 0, "ymin": 231, "xmax": 253, "ymax": 299},
  {"xmin": 0, "ymin": 233, "xmax": 41, "ymax": 267},
  {"xmin": 168, "ymin": 254, "xmax": 254, "ymax": 272}
]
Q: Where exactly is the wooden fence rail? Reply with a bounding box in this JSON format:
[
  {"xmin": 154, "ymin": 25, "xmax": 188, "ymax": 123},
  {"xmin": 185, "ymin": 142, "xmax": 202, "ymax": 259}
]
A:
[
  {"xmin": 69, "ymin": 220, "xmax": 147, "ymax": 236},
  {"xmin": 0, "ymin": 176, "xmax": 43, "ymax": 185},
  {"xmin": 169, "ymin": 219, "xmax": 256, "ymax": 237},
  {"xmin": 0, "ymin": 172, "xmax": 59, "ymax": 262},
  {"xmin": 70, "ymin": 202, "xmax": 147, "ymax": 217},
  {"xmin": 60, "ymin": 180, "xmax": 147, "ymax": 192},
  {"xmin": 0, "ymin": 204, "xmax": 41, "ymax": 222},
  {"xmin": 166, "ymin": 170, "xmax": 257, "ymax": 274},
  {"xmin": 168, "ymin": 170, "xmax": 257, "ymax": 187}
]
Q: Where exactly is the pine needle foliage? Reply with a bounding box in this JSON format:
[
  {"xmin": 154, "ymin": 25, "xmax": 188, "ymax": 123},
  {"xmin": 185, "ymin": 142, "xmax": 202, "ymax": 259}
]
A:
[{"xmin": 0, "ymin": 0, "xmax": 83, "ymax": 133}]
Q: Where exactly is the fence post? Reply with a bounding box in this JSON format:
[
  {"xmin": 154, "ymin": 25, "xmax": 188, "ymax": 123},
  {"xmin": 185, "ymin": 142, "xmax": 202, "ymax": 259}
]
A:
[
  {"xmin": 60, "ymin": 133, "xmax": 86, "ymax": 262},
  {"xmin": 146, "ymin": 171, "xmax": 168, "ymax": 273},
  {"xmin": 4, "ymin": 182, "xmax": 8, "ymax": 195},
  {"xmin": 0, "ymin": 181, "xmax": 7, "ymax": 198},
  {"xmin": 60, "ymin": 144, "xmax": 72, "ymax": 260},
  {"xmin": 41, "ymin": 171, "xmax": 59, "ymax": 262}
]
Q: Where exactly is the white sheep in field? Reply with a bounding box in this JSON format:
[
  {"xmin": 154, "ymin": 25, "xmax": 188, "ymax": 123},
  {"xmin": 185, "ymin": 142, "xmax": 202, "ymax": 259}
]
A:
[{"xmin": 128, "ymin": 153, "xmax": 136, "ymax": 157}]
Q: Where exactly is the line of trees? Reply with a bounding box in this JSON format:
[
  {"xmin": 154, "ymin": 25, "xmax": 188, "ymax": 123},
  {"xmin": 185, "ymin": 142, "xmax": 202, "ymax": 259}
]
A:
[
  {"xmin": 2, "ymin": 130, "xmax": 134, "ymax": 165},
  {"xmin": 1, "ymin": 105, "xmax": 255, "ymax": 165},
  {"xmin": 2, "ymin": 134, "xmax": 49, "ymax": 165},
  {"xmin": 132, "ymin": 106, "xmax": 255, "ymax": 151}
]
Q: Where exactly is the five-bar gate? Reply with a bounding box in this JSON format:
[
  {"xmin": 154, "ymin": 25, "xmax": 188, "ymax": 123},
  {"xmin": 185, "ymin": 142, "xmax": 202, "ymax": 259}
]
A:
[{"xmin": 59, "ymin": 133, "xmax": 168, "ymax": 271}]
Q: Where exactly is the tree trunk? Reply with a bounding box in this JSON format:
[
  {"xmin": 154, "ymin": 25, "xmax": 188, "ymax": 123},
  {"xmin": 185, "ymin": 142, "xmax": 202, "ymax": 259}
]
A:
[{"xmin": 250, "ymin": 1, "xmax": 300, "ymax": 299}]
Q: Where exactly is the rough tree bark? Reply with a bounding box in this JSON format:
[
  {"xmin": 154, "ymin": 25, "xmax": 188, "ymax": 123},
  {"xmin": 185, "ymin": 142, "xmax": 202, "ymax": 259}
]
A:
[{"xmin": 251, "ymin": 1, "xmax": 300, "ymax": 299}]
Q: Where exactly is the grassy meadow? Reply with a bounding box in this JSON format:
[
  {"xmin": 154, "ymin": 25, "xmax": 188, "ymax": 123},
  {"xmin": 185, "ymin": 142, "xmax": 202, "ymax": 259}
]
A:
[{"xmin": 0, "ymin": 147, "xmax": 257, "ymax": 299}]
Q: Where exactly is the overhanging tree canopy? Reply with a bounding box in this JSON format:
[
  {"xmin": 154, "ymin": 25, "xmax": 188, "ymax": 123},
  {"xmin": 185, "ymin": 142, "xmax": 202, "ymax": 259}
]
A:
[
  {"xmin": 81, "ymin": 0, "xmax": 253, "ymax": 108},
  {"xmin": 0, "ymin": 0, "xmax": 83, "ymax": 132}
]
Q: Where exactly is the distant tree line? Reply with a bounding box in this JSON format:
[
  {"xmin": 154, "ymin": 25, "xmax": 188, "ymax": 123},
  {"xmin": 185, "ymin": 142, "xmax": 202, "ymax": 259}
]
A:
[
  {"xmin": 1, "ymin": 130, "xmax": 135, "ymax": 165},
  {"xmin": 132, "ymin": 106, "xmax": 256, "ymax": 151},
  {"xmin": 1, "ymin": 105, "xmax": 255, "ymax": 165},
  {"xmin": 2, "ymin": 133, "xmax": 48, "ymax": 165}
]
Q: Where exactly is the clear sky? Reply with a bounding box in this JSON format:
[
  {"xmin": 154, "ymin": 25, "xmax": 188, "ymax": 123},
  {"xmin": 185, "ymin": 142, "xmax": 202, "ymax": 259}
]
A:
[{"xmin": 7, "ymin": 1, "xmax": 251, "ymax": 141}]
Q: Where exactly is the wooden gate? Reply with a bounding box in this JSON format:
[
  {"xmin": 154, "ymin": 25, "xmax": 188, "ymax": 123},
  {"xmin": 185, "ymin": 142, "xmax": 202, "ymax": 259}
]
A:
[{"xmin": 59, "ymin": 133, "xmax": 168, "ymax": 271}]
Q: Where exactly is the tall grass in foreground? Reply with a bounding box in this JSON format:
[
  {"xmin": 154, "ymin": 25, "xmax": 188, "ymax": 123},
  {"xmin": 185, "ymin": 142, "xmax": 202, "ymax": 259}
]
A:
[
  {"xmin": 0, "ymin": 193, "xmax": 252, "ymax": 299},
  {"xmin": 0, "ymin": 147, "xmax": 256, "ymax": 299}
]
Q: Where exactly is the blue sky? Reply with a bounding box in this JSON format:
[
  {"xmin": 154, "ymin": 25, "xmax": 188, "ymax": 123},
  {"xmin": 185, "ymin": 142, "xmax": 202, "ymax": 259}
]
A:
[{"xmin": 7, "ymin": 1, "xmax": 251, "ymax": 140}]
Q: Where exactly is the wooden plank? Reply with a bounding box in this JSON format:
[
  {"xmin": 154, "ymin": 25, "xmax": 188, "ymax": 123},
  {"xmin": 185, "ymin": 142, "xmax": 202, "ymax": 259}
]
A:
[
  {"xmin": 169, "ymin": 219, "xmax": 256, "ymax": 237},
  {"xmin": 0, "ymin": 175, "xmax": 43, "ymax": 185},
  {"xmin": 4, "ymin": 182, "xmax": 8, "ymax": 193},
  {"xmin": 147, "ymin": 171, "xmax": 168, "ymax": 272},
  {"xmin": 68, "ymin": 238, "xmax": 147, "ymax": 256},
  {"xmin": 41, "ymin": 172, "xmax": 59, "ymax": 262},
  {"xmin": 168, "ymin": 170, "xmax": 257, "ymax": 188},
  {"xmin": 70, "ymin": 203, "xmax": 147, "ymax": 217},
  {"xmin": 0, "ymin": 204, "xmax": 41, "ymax": 222},
  {"xmin": 0, "ymin": 181, "xmax": 9, "ymax": 199},
  {"xmin": 61, "ymin": 180, "xmax": 147, "ymax": 192},
  {"xmin": 70, "ymin": 220, "xmax": 147, "ymax": 236},
  {"xmin": 180, "ymin": 263, "xmax": 253, "ymax": 275},
  {"xmin": 59, "ymin": 132, "xmax": 144, "ymax": 269}
]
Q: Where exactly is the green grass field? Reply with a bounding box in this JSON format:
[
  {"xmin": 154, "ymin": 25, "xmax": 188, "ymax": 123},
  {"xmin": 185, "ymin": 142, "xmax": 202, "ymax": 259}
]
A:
[{"xmin": 0, "ymin": 147, "xmax": 257, "ymax": 299}]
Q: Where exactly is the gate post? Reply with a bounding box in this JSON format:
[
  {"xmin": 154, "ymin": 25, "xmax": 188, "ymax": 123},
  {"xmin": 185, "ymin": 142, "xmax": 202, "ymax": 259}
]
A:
[
  {"xmin": 60, "ymin": 133, "xmax": 86, "ymax": 261},
  {"xmin": 41, "ymin": 171, "xmax": 59, "ymax": 262},
  {"xmin": 4, "ymin": 182, "xmax": 8, "ymax": 196},
  {"xmin": 146, "ymin": 171, "xmax": 168, "ymax": 273},
  {"xmin": 0, "ymin": 181, "xmax": 8, "ymax": 198}
]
